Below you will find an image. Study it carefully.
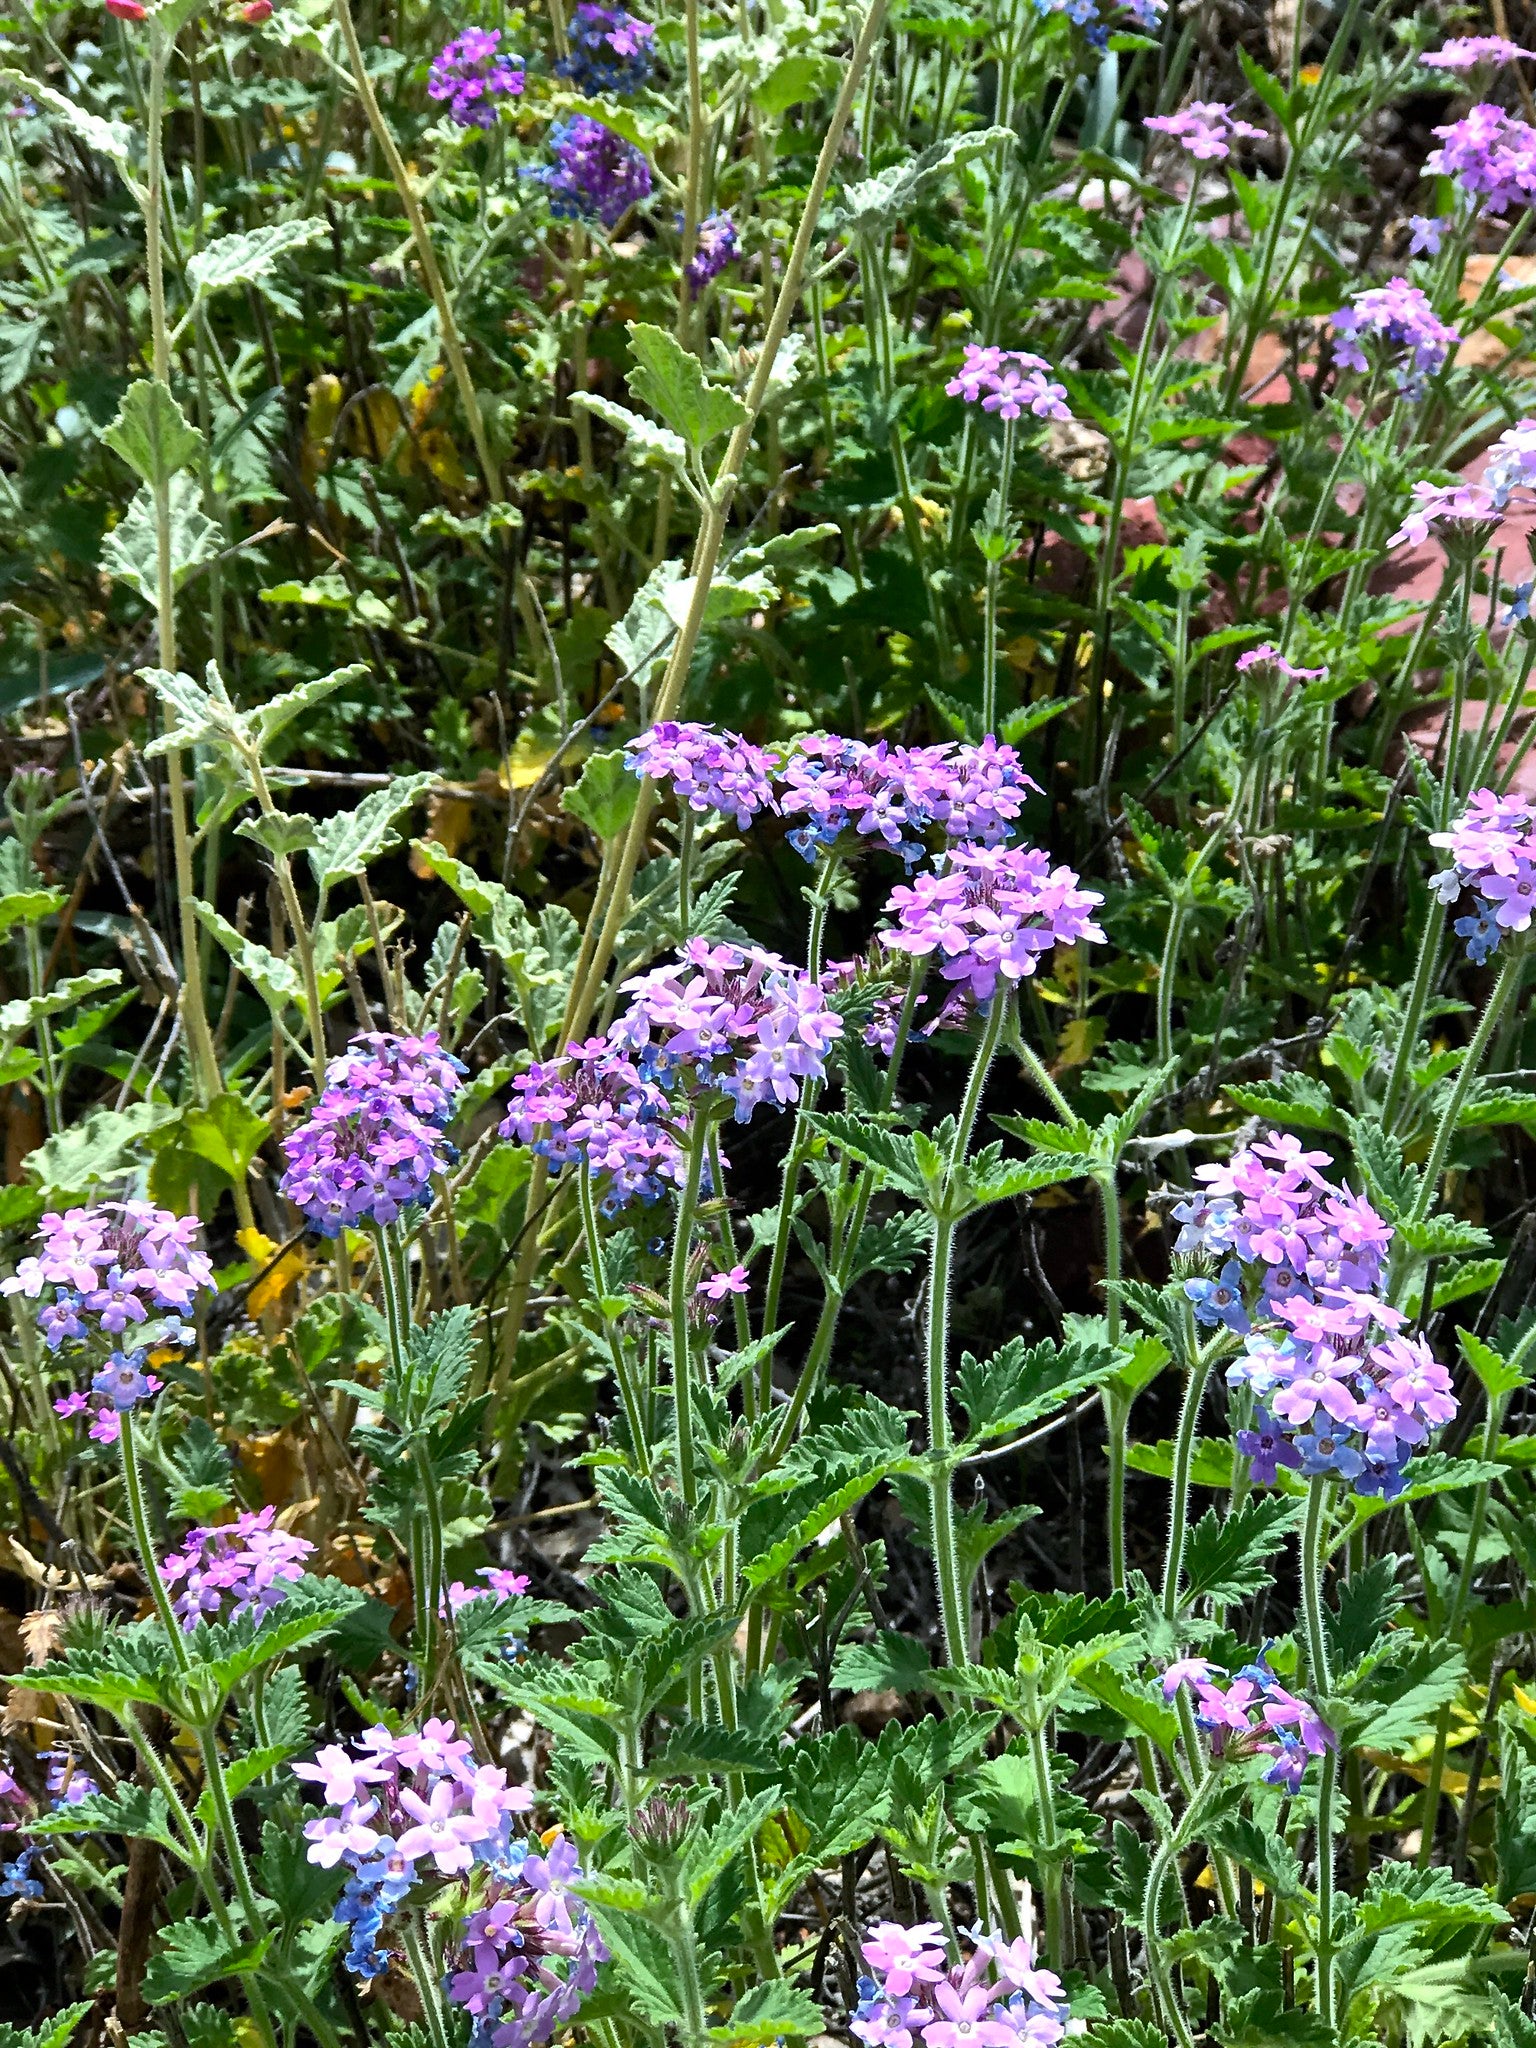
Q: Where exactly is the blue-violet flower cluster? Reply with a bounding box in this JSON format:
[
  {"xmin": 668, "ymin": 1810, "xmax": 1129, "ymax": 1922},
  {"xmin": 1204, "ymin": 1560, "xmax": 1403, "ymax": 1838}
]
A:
[
  {"xmin": 532, "ymin": 115, "xmax": 652, "ymax": 227},
  {"xmin": 853, "ymin": 1923, "xmax": 1072, "ymax": 2048},
  {"xmin": 945, "ymin": 345, "xmax": 1072, "ymax": 421},
  {"xmin": 1431, "ymin": 786, "xmax": 1536, "ymax": 959},
  {"xmin": 501, "ymin": 1036, "xmax": 687, "ymax": 1212},
  {"xmin": 1329, "ymin": 279, "xmax": 1458, "ymax": 395},
  {"xmin": 558, "ymin": 3, "xmax": 654, "ymax": 95},
  {"xmin": 161, "ymin": 1506, "xmax": 315, "ymax": 1629},
  {"xmin": 1163, "ymin": 1652, "xmax": 1334, "ymax": 1792},
  {"xmin": 281, "ymin": 1030, "xmax": 461, "ymax": 1238},
  {"xmin": 428, "ymin": 29, "xmax": 525, "ymax": 128},
  {"xmin": 881, "ymin": 842, "xmax": 1105, "ymax": 1008}
]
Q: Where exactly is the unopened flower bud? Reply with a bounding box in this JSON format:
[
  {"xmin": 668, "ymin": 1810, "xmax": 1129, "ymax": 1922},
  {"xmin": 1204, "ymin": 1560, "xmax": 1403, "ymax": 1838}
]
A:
[
  {"xmin": 629, "ymin": 1792, "xmax": 690, "ymax": 1857},
  {"xmin": 105, "ymin": 0, "xmax": 148, "ymax": 19}
]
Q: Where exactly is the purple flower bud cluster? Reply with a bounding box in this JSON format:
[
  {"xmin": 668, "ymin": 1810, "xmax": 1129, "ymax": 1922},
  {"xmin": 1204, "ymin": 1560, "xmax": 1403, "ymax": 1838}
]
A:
[
  {"xmin": 777, "ymin": 734, "xmax": 1043, "ymax": 867},
  {"xmin": 1162, "ymin": 1653, "xmax": 1334, "ymax": 1792},
  {"xmin": 944, "ymin": 345, "xmax": 1072, "ymax": 421},
  {"xmin": 685, "ymin": 211, "xmax": 739, "ymax": 294},
  {"xmin": 1144, "ymin": 101, "xmax": 1266, "ymax": 161},
  {"xmin": 294, "ymin": 1720, "xmax": 604, "ymax": 2042},
  {"xmin": 881, "ymin": 843, "xmax": 1106, "ymax": 1009},
  {"xmin": 500, "ymin": 1036, "xmax": 688, "ymax": 1212},
  {"xmin": 557, "ymin": 2, "xmax": 654, "ymax": 95},
  {"xmin": 160, "ymin": 1506, "xmax": 315, "ymax": 1629},
  {"xmin": 1429, "ymin": 786, "xmax": 1536, "ymax": 960},
  {"xmin": 853, "ymin": 1923, "xmax": 1072, "ymax": 2048},
  {"xmin": 1176, "ymin": 1130, "xmax": 1456, "ymax": 1498},
  {"xmin": 1426, "ymin": 102, "xmax": 1536, "ymax": 212},
  {"xmin": 1388, "ymin": 415, "xmax": 1536, "ymax": 550},
  {"xmin": 610, "ymin": 938, "xmax": 844, "ymax": 1122},
  {"xmin": 3, "ymin": 1200, "xmax": 213, "ymax": 1354},
  {"xmin": 1422, "ymin": 34, "xmax": 1536, "ymax": 69},
  {"xmin": 531, "ymin": 115, "xmax": 652, "ymax": 228},
  {"xmin": 625, "ymin": 721, "xmax": 778, "ymax": 828},
  {"xmin": 1328, "ymin": 279, "xmax": 1458, "ymax": 395},
  {"xmin": 281, "ymin": 1030, "xmax": 461, "ymax": 1239},
  {"xmin": 428, "ymin": 28, "xmax": 525, "ymax": 129}
]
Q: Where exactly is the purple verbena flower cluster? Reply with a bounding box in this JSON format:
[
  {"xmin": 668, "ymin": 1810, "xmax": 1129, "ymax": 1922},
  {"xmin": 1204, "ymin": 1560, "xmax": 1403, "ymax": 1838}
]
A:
[
  {"xmin": 945, "ymin": 345, "xmax": 1072, "ymax": 421},
  {"xmin": 609, "ymin": 937, "xmax": 844, "ymax": 1121},
  {"xmin": 1388, "ymin": 415, "xmax": 1536, "ymax": 549},
  {"xmin": 853, "ymin": 1923, "xmax": 1072, "ymax": 2048},
  {"xmin": 881, "ymin": 843, "xmax": 1105, "ymax": 1009},
  {"xmin": 1426, "ymin": 103, "xmax": 1536, "ymax": 212},
  {"xmin": 1421, "ymin": 34, "xmax": 1536, "ymax": 69},
  {"xmin": 428, "ymin": 29, "xmax": 525, "ymax": 129},
  {"xmin": 442, "ymin": 1566, "xmax": 530, "ymax": 1616},
  {"xmin": 1176, "ymin": 1130, "xmax": 1456, "ymax": 1498},
  {"xmin": 161, "ymin": 1506, "xmax": 314, "ymax": 1629},
  {"xmin": 1235, "ymin": 643, "xmax": 1328, "ymax": 681},
  {"xmin": 1144, "ymin": 101, "xmax": 1266, "ymax": 161},
  {"xmin": 531, "ymin": 115, "xmax": 652, "ymax": 228},
  {"xmin": 685, "ymin": 210, "xmax": 739, "ymax": 294},
  {"xmin": 625, "ymin": 721, "xmax": 778, "ymax": 828},
  {"xmin": 500, "ymin": 1036, "xmax": 687, "ymax": 1211},
  {"xmin": 1328, "ymin": 279, "xmax": 1458, "ymax": 394},
  {"xmin": 3, "ymin": 1200, "xmax": 213, "ymax": 1353},
  {"xmin": 295, "ymin": 1720, "xmax": 604, "ymax": 2044},
  {"xmin": 281, "ymin": 1030, "xmax": 460, "ymax": 1238},
  {"xmin": 54, "ymin": 1351, "xmax": 164, "ymax": 1446},
  {"xmin": 777, "ymin": 733, "xmax": 1043, "ymax": 866},
  {"xmin": 1163, "ymin": 1652, "xmax": 1334, "ymax": 1792},
  {"xmin": 557, "ymin": 3, "xmax": 654, "ymax": 95},
  {"xmin": 1429, "ymin": 786, "xmax": 1536, "ymax": 960}
]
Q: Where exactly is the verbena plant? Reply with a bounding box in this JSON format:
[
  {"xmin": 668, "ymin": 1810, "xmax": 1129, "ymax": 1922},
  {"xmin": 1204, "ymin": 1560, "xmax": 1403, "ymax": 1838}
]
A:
[{"xmin": 3, "ymin": 0, "xmax": 1536, "ymax": 2045}]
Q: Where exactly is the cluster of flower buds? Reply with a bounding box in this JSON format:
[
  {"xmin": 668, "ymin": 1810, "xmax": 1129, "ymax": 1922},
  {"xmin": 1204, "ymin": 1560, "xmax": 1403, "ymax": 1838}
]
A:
[
  {"xmin": 853, "ymin": 1923, "xmax": 1075, "ymax": 2048},
  {"xmin": 944, "ymin": 344, "xmax": 1072, "ymax": 422},
  {"xmin": 1176, "ymin": 1131, "xmax": 1455, "ymax": 1498},
  {"xmin": 881, "ymin": 842, "xmax": 1105, "ymax": 1010},
  {"xmin": 1236, "ymin": 643, "xmax": 1328, "ymax": 683},
  {"xmin": 1328, "ymin": 279, "xmax": 1459, "ymax": 395},
  {"xmin": 161, "ymin": 1507, "xmax": 315, "ymax": 1629},
  {"xmin": 281, "ymin": 1030, "xmax": 462, "ymax": 1238},
  {"xmin": 1430, "ymin": 786, "xmax": 1536, "ymax": 961},
  {"xmin": 295, "ymin": 1720, "xmax": 604, "ymax": 2045},
  {"xmin": 686, "ymin": 211, "xmax": 740, "ymax": 295},
  {"xmin": 1163, "ymin": 1653, "xmax": 1334, "ymax": 1792}
]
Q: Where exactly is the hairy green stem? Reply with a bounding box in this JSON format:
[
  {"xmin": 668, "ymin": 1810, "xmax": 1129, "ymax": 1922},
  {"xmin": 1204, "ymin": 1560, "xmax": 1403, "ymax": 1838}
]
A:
[
  {"xmin": 670, "ymin": 1112, "xmax": 715, "ymax": 1506},
  {"xmin": 1300, "ymin": 1479, "xmax": 1337, "ymax": 2027}
]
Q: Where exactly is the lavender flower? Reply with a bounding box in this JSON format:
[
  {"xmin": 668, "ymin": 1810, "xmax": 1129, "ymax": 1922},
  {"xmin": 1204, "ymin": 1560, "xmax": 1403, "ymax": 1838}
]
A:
[
  {"xmin": 945, "ymin": 344, "xmax": 1071, "ymax": 421},
  {"xmin": 1389, "ymin": 418, "xmax": 1536, "ymax": 549},
  {"xmin": 1235, "ymin": 643, "xmax": 1328, "ymax": 681},
  {"xmin": 281, "ymin": 1031, "xmax": 460, "ymax": 1238},
  {"xmin": 557, "ymin": 3, "xmax": 655, "ymax": 95},
  {"xmin": 1329, "ymin": 279, "xmax": 1458, "ymax": 393},
  {"xmin": 1164, "ymin": 1651, "xmax": 1334, "ymax": 1791},
  {"xmin": 160, "ymin": 1507, "xmax": 314, "ymax": 1629},
  {"xmin": 2, "ymin": 1201, "xmax": 213, "ymax": 1353},
  {"xmin": 685, "ymin": 210, "xmax": 739, "ymax": 295},
  {"xmin": 609, "ymin": 938, "xmax": 844, "ymax": 1122},
  {"xmin": 500, "ymin": 1036, "xmax": 687, "ymax": 1211},
  {"xmin": 853, "ymin": 1924, "xmax": 1071, "ymax": 2048},
  {"xmin": 880, "ymin": 842, "xmax": 1105, "ymax": 1009},
  {"xmin": 1409, "ymin": 214, "xmax": 1447, "ymax": 256},
  {"xmin": 428, "ymin": 28, "xmax": 525, "ymax": 129},
  {"xmin": 1429, "ymin": 786, "xmax": 1536, "ymax": 954},
  {"xmin": 778, "ymin": 733, "xmax": 1042, "ymax": 867},
  {"xmin": 625, "ymin": 721, "xmax": 778, "ymax": 828},
  {"xmin": 1421, "ymin": 35, "xmax": 1535, "ymax": 70},
  {"xmin": 1144, "ymin": 101, "xmax": 1266, "ymax": 160},
  {"xmin": 1426, "ymin": 102, "xmax": 1536, "ymax": 213},
  {"xmin": 531, "ymin": 115, "xmax": 652, "ymax": 228}
]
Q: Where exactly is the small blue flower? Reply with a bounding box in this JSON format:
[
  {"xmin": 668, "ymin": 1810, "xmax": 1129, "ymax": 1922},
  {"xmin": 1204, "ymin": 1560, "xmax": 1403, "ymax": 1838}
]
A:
[
  {"xmin": 1505, "ymin": 580, "xmax": 1533, "ymax": 625},
  {"xmin": 1293, "ymin": 1428, "xmax": 1367, "ymax": 1481},
  {"xmin": 1185, "ymin": 1260, "xmax": 1251, "ymax": 1334},
  {"xmin": 1455, "ymin": 905, "xmax": 1501, "ymax": 964},
  {"xmin": 0, "ymin": 1847, "xmax": 43, "ymax": 1901}
]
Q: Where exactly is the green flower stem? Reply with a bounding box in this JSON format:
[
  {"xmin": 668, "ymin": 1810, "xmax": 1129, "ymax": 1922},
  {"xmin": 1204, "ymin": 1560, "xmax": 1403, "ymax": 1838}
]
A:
[
  {"xmin": 1407, "ymin": 945, "xmax": 1526, "ymax": 1232},
  {"xmin": 1024, "ymin": 1700, "xmax": 1066, "ymax": 1963},
  {"xmin": 1299, "ymin": 1479, "xmax": 1337, "ymax": 2029},
  {"xmin": 1141, "ymin": 1766, "xmax": 1224, "ymax": 2048},
  {"xmin": 373, "ymin": 1224, "xmax": 444, "ymax": 1676},
  {"xmin": 1160, "ymin": 1337, "xmax": 1214, "ymax": 1622},
  {"xmin": 671, "ymin": 1111, "xmax": 716, "ymax": 1507},
  {"xmin": 677, "ymin": 807, "xmax": 695, "ymax": 943},
  {"xmin": 119, "ymin": 1411, "xmax": 193, "ymax": 1679},
  {"xmin": 1380, "ymin": 895, "xmax": 1447, "ymax": 1132},
  {"xmin": 403, "ymin": 1916, "xmax": 455, "ymax": 2048},
  {"xmin": 926, "ymin": 995, "xmax": 1009, "ymax": 1665},
  {"xmin": 981, "ymin": 415, "xmax": 1017, "ymax": 736},
  {"xmin": 243, "ymin": 748, "xmax": 330, "ymax": 1089},
  {"xmin": 579, "ymin": 1164, "xmax": 652, "ymax": 1468}
]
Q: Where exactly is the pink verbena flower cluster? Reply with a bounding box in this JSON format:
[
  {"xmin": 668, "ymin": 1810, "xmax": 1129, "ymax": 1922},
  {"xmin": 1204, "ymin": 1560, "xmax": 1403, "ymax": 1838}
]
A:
[
  {"xmin": 1421, "ymin": 34, "xmax": 1535, "ymax": 68},
  {"xmin": 1143, "ymin": 101, "xmax": 1265, "ymax": 160},
  {"xmin": 1176, "ymin": 1131, "xmax": 1455, "ymax": 1498},
  {"xmin": 3, "ymin": 1201, "xmax": 213, "ymax": 1353},
  {"xmin": 853, "ymin": 1924, "xmax": 1072, "ymax": 2048},
  {"xmin": 161, "ymin": 1506, "xmax": 314, "ymax": 1629},
  {"xmin": 1387, "ymin": 415, "xmax": 1536, "ymax": 548},
  {"xmin": 881, "ymin": 843, "xmax": 1105, "ymax": 1008},
  {"xmin": 625, "ymin": 721, "xmax": 778, "ymax": 828},
  {"xmin": 1163, "ymin": 1652, "xmax": 1334, "ymax": 1791},
  {"xmin": 945, "ymin": 345, "xmax": 1072, "ymax": 421},
  {"xmin": 1426, "ymin": 102, "xmax": 1536, "ymax": 211},
  {"xmin": 1429, "ymin": 786, "xmax": 1536, "ymax": 961},
  {"xmin": 609, "ymin": 938, "xmax": 844, "ymax": 1121},
  {"xmin": 443, "ymin": 1566, "xmax": 531, "ymax": 1615},
  {"xmin": 281, "ymin": 1029, "xmax": 461, "ymax": 1238},
  {"xmin": 1328, "ymin": 279, "xmax": 1458, "ymax": 394},
  {"xmin": 499, "ymin": 1036, "xmax": 687, "ymax": 1212},
  {"xmin": 54, "ymin": 1353, "xmax": 165, "ymax": 1447},
  {"xmin": 777, "ymin": 734, "xmax": 1042, "ymax": 867},
  {"xmin": 1235, "ymin": 643, "xmax": 1328, "ymax": 681},
  {"xmin": 427, "ymin": 28, "xmax": 525, "ymax": 129}
]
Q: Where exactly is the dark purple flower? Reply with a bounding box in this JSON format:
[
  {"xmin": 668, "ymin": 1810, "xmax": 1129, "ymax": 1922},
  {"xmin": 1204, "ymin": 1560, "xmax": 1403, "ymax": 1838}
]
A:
[
  {"xmin": 428, "ymin": 28, "xmax": 525, "ymax": 129},
  {"xmin": 685, "ymin": 210, "xmax": 739, "ymax": 295},
  {"xmin": 531, "ymin": 115, "xmax": 652, "ymax": 228},
  {"xmin": 558, "ymin": 3, "xmax": 655, "ymax": 94}
]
